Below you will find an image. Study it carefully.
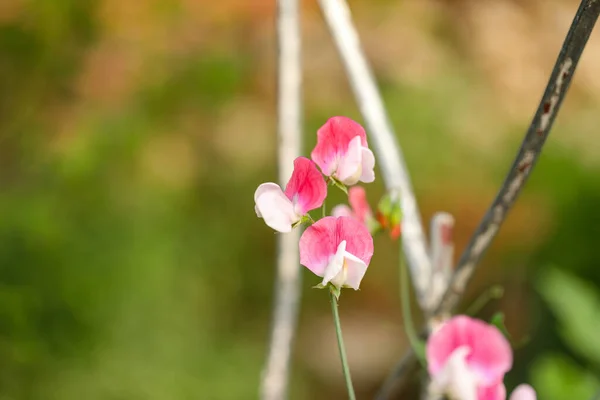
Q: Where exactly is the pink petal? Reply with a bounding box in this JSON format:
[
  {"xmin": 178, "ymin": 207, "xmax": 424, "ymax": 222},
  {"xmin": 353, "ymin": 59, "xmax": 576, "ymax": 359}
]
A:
[
  {"xmin": 336, "ymin": 216, "xmax": 374, "ymax": 266},
  {"xmin": 360, "ymin": 147, "xmax": 376, "ymax": 183},
  {"xmin": 311, "ymin": 116, "xmax": 368, "ymax": 176},
  {"xmin": 479, "ymin": 383, "xmax": 506, "ymax": 400},
  {"xmin": 336, "ymin": 136, "xmax": 363, "ymax": 185},
  {"xmin": 299, "ymin": 216, "xmax": 374, "ymax": 279},
  {"xmin": 509, "ymin": 384, "xmax": 536, "ymax": 400},
  {"xmin": 331, "ymin": 204, "xmax": 353, "ymax": 218},
  {"xmin": 348, "ymin": 186, "xmax": 372, "ymax": 223},
  {"xmin": 254, "ymin": 183, "xmax": 299, "ymax": 232},
  {"xmin": 427, "ymin": 316, "xmax": 512, "ymax": 386},
  {"xmin": 299, "ymin": 216, "xmax": 338, "ymax": 276},
  {"xmin": 284, "ymin": 157, "xmax": 327, "ymax": 215}
]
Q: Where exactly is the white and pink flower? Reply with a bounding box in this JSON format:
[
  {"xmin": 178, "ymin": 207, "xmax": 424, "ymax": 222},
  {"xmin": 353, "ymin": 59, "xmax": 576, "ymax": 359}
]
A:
[
  {"xmin": 299, "ymin": 216, "xmax": 374, "ymax": 290},
  {"xmin": 311, "ymin": 116, "xmax": 375, "ymax": 186},
  {"xmin": 331, "ymin": 186, "xmax": 373, "ymax": 222},
  {"xmin": 426, "ymin": 315, "xmax": 513, "ymax": 400},
  {"xmin": 255, "ymin": 157, "xmax": 327, "ymax": 233}
]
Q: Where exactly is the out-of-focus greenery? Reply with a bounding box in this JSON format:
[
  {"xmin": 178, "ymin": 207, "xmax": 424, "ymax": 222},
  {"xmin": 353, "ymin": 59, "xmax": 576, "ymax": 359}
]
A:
[
  {"xmin": 1, "ymin": 0, "xmax": 600, "ymax": 399},
  {"xmin": 532, "ymin": 268, "xmax": 600, "ymax": 400}
]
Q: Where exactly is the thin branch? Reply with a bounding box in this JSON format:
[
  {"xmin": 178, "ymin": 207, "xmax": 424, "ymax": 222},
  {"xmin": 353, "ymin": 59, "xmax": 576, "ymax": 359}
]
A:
[
  {"xmin": 317, "ymin": 0, "xmax": 432, "ymax": 310},
  {"xmin": 375, "ymin": 348, "xmax": 418, "ymax": 400},
  {"xmin": 428, "ymin": 213, "xmax": 455, "ymax": 308},
  {"xmin": 377, "ymin": 0, "xmax": 600, "ymax": 397},
  {"xmin": 260, "ymin": 0, "xmax": 303, "ymax": 399},
  {"xmin": 434, "ymin": 0, "xmax": 600, "ymax": 315}
]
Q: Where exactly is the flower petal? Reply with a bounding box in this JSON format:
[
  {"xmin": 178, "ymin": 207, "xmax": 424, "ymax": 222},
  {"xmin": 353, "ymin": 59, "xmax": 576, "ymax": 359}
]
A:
[
  {"xmin": 311, "ymin": 116, "xmax": 368, "ymax": 176},
  {"xmin": 479, "ymin": 383, "xmax": 506, "ymax": 400},
  {"xmin": 426, "ymin": 315, "xmax": 512, "ymax": 386},
  {"xmin": 430, "ymin": 346, "xmax": 479, "ymax": 400},
  {"xmin": 359, "ymin": 147, "xmax": 375, "ymax": 183},
  {"xmin": 336, "ymin": 216, "xmax": 374, "ymax": 266},
  {"xmin": 254, "ymin": 183, "xmax": 299, "ymax": 232},
  {"xmin": 331, "ymin": 205, "xmax": 353, "ymax": 218},
  {"xmin": 342, "ymin": 251, "xmax": 368, "ymax": 290},
  {"xmin": 323, "ymin": 240, "xmax": 347, "ymax": 287},
  {"xmin": 348, "ymin": 186, "xmax": 372, "ymax": 223},
  {"xmin": 509, "ymin": 384, "xmax": 536, "ymax": 400},
  {"xmin": 336, "ymin": 136, "xmax": 363, "ymax": 185},
  {"xmin": 299, "ymin": 216, "xmax": 338, "ymax": 276},
  {"xmin": 284, "ymin": 157, "xmax": 327, "ymax": 214}
]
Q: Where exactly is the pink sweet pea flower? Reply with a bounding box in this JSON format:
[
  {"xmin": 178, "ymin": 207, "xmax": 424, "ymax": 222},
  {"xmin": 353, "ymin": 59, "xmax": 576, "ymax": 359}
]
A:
[
  {"xmin": 426, "ymin": 315, "xmax": 513, "ymax": 400},
  {"xmin": 255, "ymin": 157, "xmax": 327, "ymax": 233},
  {"xmin": 299, "ymin": 216, "xmax": 374, "ymax": 290},
  {"xmin": 311, "ymin": 116, "xmax": 375, "ymax": 186},
  {"xmin": 331, "ymin": 186, "xmax": 373, "ymax": 222}
]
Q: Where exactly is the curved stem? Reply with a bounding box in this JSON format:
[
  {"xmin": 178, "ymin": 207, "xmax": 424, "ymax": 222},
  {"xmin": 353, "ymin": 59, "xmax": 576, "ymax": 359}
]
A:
[
  {"xmin": 465, "ymin": 285, "xmax": 504, "ymax": 317},
  {"xmin": 329, "ymin": 289, "xmax": 356, "ymax": 400},
  {"xmin": 400, "ymin": 237, "xmax": 426, "ymax": 366}
]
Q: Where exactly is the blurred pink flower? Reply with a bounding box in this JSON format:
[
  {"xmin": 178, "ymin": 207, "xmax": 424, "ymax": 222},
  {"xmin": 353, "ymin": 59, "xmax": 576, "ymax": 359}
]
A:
[
  {"xmin": 426, "ymin": 315, "xmax": 513, "ymax": 400},
  {"xmin": 331, "ymin": 186, "xmax": 373, "ymax": 223},
  {"xmin": 311, "ymin": 116, "xmax": 375, "ymax": 186},
  {"xmin": 255, "ymin": 157, "xmax": 327, "ymax": 232},
  {"xmin": 299, "ymin": 216, "xmax": 373, "ymax": 290},
  {"xmin": 509, "ymin": 384, "xmax": 536, "ymax": 400}
]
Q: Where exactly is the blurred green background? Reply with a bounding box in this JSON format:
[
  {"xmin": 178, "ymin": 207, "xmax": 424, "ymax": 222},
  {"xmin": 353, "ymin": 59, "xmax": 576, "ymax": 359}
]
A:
[{"xmin": 1, "ymin": 0, "xmax": 599, "ymax": 398}]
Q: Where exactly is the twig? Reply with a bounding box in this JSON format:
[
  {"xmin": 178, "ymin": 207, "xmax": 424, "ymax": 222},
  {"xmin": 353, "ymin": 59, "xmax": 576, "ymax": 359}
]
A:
[
  {"xmin": 433, "ymin": 0, "xmax": 600, "ymax": 315},
  {"xmin": 259, "ymin": 0, "xmax": 303, "ymax": 399},
  {"xmin": 317, "ymin": 0, "xmax": 432, "ymax": 310},
  {"xmin": 377, "ymin": 0, "xmax": 600, "ymax": 397},
  {"xmin": 375, "ymin": 349, "xmax": 418, "ymax": 400},
  {"xmin": 428, "ymin": 213, "xmax": 455, "ymax": 309}
]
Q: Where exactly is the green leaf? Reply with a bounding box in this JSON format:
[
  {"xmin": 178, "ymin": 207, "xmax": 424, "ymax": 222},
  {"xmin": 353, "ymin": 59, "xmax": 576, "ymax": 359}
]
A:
[
  {"xmin": 538, "ymin": 268, "xmax": 600, "ymax": 365},
  {"xmin": 330, "ymin": 178, "xmax": 348, "ymax": 195},
  {"xmin": 490, "ymin": 312, "xmax": 513, "ymax": 342},
  {"xmin": 531, "ymin": 354, "xmax": 599, "ymax": 400}
]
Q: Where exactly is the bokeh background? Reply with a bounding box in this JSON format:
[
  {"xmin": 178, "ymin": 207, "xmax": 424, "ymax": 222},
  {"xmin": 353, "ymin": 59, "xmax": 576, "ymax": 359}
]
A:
[{"xmin": 1, "ymin": 0, "xmax": 600, "ymax": 399}]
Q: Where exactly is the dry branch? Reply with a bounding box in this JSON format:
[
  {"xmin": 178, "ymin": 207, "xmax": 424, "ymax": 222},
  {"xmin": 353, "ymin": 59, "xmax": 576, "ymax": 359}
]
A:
[
  {"xmin": 377, "ymin": 0, "xmax": 600, "ymax": 397},
  {"xmin": 260, "ymin": 0, "xmax": 303, "ymax": 398},
  {"xmin": 434, "ymin": 0, "xmax": 600, "ymax": 315},
  {"xmin": 317, "ymin": 0, "xmax": 432, "ymax": 310}
]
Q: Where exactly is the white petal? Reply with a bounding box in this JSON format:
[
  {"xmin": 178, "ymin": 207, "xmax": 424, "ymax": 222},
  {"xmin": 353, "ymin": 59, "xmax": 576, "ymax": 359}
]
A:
[
  {"xmin": 510, "ymin": 385, "xmax": 536, "ymax": 400},
  {"xmin": 359, "ymin": 147, "xmax": 375, "ymax": 183},
  {"xmin": 430, "ymin": 347, "xmax": 479, "ymax": 400},
  {"xmin": 342, "ymin": 251, "xmax": 368, "ymax": 290},
  {"xmin": 255, "ymin": 183, "xmax": 299, "ymax": 232},
  {"xmin": 331, "ymin": 205, "xmax": 353, "ymax": 218},
  {"xmin": 336, "ymin": 136, "xmax": 363, "ymax": 185},
  {"xmin": 322, "ymin": 240, "xmax": 346, "ymax": 287}
]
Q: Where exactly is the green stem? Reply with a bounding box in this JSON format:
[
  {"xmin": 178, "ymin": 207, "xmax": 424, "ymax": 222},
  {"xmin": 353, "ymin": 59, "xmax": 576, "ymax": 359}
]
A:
[
  {"xmin": 322, "ymin": 199, "xmax": 327, "ymax": 219},
  {"xmin": 329, "ymin": 289, "xmax": 356, "ymax": 400},
  {"xmin": 399, "ymin": 237, "xmax": 426, "ymax": 367},
  {"xmin": 465, "ymin": 285, "xmax": 504, "ymax": 317}
]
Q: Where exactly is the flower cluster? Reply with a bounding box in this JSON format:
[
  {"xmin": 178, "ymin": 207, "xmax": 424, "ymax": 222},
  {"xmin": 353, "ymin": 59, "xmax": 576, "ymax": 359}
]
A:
[
  {"xmin": 426, "ymin": 315, "xmax": 536, "ymax": 400},
  {"xmin": 254, "ymin": 116, "xmax": 376, "ymax": 292},
  {"xmin": 255, "ymin": 116, "xmax": 538, "ymax": 400}
]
